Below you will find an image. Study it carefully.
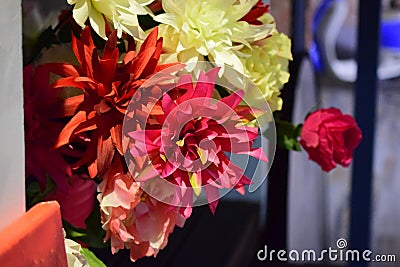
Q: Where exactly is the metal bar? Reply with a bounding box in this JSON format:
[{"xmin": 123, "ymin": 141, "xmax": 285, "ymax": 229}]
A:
[
  {"xmin": 263, "ymin": 0, "xmax": 306, "ymax": 252},
  {"xmin": 291, "ymin": 0, "xmax": 306, "ymax": 55},
  {"xmin": 349, "ymin": 0, "xmax": 381, "ymax": 264}
]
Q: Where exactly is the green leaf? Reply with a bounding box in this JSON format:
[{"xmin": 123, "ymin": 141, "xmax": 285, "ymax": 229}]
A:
[
  {"xmin": 83, "ymin": 201, "xmax": 109, "ymax": 248},
  {"xmin": 63, "ymin": 220, "xmax": 86, "ymax": 239},
  {"xmin": 26, "ymin": 175, "xmax": 56, "ymax": 209},
  {"xmin": 272, "ymin": 119, "xmax": 303, "ymax": 151},
  {"xmin": 63, "ymin": 198, "xmax": 109, "ymax": 249},
  {"xmin": 80, "ymin": 248, "xmax": 106, "ymax": 267},
  {"xmin": 67, "ymin": 227, "xmax": 86, "ymax": 239}
]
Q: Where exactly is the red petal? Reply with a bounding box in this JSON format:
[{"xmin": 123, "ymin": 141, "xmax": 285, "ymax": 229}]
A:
[
  {"xmin": 97, "ymin": 133, "xmax": 115, "ymax": 177},
  {"xmin": 72, "ymin": 27, "xmax": 94, "ymax": 77},
  {"xmin": 139, "ymin": 27, "xmax": 158, "ymax": 53},
  {"xmin": 240, "ymin": 0, "xmax": 269, "ymax": 25},
  {"xmin": 123, "ymin": 51, "xmax": 137, "ymax": 65},
  {"xmin": 161, "ymin": 92, "xmax": 177, "ymax": 115},
  {"xmin": 132, "ymin": 47, "xmax": 157, "ymax": 79},
  {"xmin": 193, "ymin": 68, "xmax": 219, "ymax": 99},
  {"xmin": 45, "ymin": 175, "xmax": 96, "ymax": 229},
  {"xmin": 175, "ymin": 74, "xmax": 194, "ymax": 103},
  {"xmin": 43, "ymin": 63, "xmax": 80, "ymax": 77},
  {"xmin": 73, "ymin": 111, "xmax": 98, "ymax": 134},
  {"xmin": 237, "ymin": 147, "xmax": 269, "ymax": 162},
  {"xmin": 88, "ymin": 159, "xmax": 98, "ymax": 178},
  {"xmin": 52, "ymin": 76, "xmax": 97, "ymax": 91},
  {"xmin": 62, "ymin": 94, "xmax": 84, "ymax": 117},
  {"xmin": 220, "ymin": 89, "xmax": 244, "ymax": 109},
  {"xmin": 55, "ymin": 110, "xmax": 87, "ymax": 148},
  {"xmin": 204, "ymin": 185, "xmax": 219, "ymax": 214},
  {"xmin": 111, "ymin": 124, "xmax": 123, "ymax": 155},
  {"xmin": 103, "ymin": 30, "xmax": 118, "ymax": 59}
]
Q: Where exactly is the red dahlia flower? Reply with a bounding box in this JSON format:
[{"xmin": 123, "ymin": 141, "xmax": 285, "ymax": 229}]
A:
[
  {"xmin": 48, "ymin": 26, "xmax": 171, "ymax": 179},
  {"xmin": 24, "ymin": 64, "xmax": 96, "ymax": 228},
  {"xmin": 24, "ymin": 64, "xmax": 73, "ymax": 192},
  {"xmin": 240, "ymin": 0, "xmax": 270, "ymax": 25},
  {"xmin": 128, "ymin": 68, "xmax": 268, "ymax": 215}
]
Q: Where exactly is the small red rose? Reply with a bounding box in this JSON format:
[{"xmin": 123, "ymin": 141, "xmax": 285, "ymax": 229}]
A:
[{"xmin": 300, "ymin": 108, "xmax": 362, "ymax": 172}]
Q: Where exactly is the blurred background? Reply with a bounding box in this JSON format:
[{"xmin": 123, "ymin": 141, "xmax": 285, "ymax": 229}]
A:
[{"xmin": 21, "ymin": 0, "xmax": 400, "ymax": 266}]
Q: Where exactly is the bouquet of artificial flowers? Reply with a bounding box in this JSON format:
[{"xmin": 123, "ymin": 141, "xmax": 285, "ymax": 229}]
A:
[{"xmin": 24, "ymin": 0, "xmax": 361, "ymax": 263}]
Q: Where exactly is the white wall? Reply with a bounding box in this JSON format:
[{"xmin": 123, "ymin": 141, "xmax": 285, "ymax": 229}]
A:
[{"xmin": 0, "ymin": 0, "xmax": 25, "ymax": 230}]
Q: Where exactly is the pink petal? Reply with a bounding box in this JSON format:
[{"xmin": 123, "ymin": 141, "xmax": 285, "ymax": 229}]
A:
[{"xmin": 204, "ymin": 185, "xmax": 219, "ymax": 214}]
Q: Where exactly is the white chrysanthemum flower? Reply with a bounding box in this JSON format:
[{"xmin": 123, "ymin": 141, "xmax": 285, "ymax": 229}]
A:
[
  {"xmin": 67, "ymin": 0, "xmax": 154, "ymax": 39},
  {"xmin": 240, "ymin": 13, "xmax": 292, "ymax": 112},
  {"xmin": 154, "ymin": 0, "xmax": 273, "ymax": 73},
  {"xmin": 63, "ymin": 230, "xmax": 88, "ymax": 267}
]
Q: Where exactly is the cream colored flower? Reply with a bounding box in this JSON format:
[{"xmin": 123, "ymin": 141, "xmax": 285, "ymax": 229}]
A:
[
  {"xmin": 67, "ymin": 0, "xmax": 154, "ymax": 39},
  {"xmin": 63, "ymin": 230, "xmax": 88, "ymax": 267},
  {"xmin": 154, "ymin": 0, "xmax": 273, "ymax": 73},
  {"xmin": 240, "ymin": 13, "xmax": 292, "ymax": 112}
]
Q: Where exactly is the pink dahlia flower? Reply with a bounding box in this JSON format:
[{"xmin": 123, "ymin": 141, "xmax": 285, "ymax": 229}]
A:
[
  {"xmin": 128, "ymin": 68, "xmax": 268, "ymax": 215},
  {"xmin": 98, "ymin": 156, "xmax": 185, "ymax": 261}
]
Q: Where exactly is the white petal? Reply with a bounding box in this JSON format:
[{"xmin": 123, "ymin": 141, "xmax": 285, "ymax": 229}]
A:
[
  {"xmin": 72, "ymin": 0, "xmax": 90, "ymax": 27},
  {"xmin": 89, "ymin": 8, "xmax": 107, "ymax": 39},
  {"xmin": 162, "ymin": 0, "xmax": 184, "ymax": 14},
  {"xmin": 231, "ymin": 0, "xmax": 258, "ymax": 21},
  {"xmin": 135, "ymin": 0, "xmax": 154, "ymax": 6},
  {"xmin": 154, "ymin": 13, "xmax": 180, "ymax": 30},
  {"xmin": 126, "ymin": 0, "xmax": 151, "ymax": 15}
]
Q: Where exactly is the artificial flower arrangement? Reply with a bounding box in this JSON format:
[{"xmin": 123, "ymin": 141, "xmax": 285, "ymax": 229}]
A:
[{"xmin": 23, "ymin": 0, "xmax": 362, "ymax": 264}]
